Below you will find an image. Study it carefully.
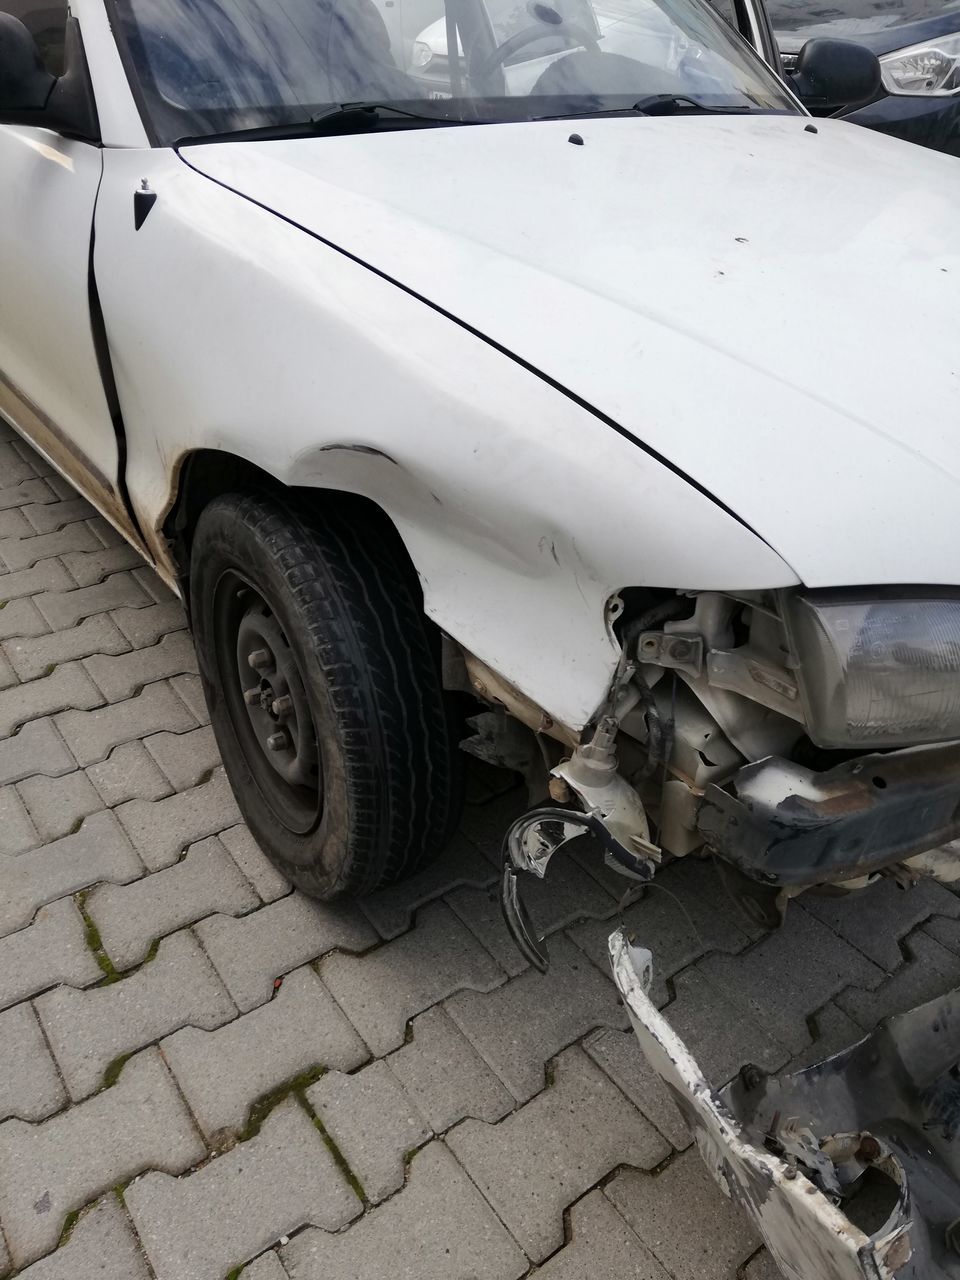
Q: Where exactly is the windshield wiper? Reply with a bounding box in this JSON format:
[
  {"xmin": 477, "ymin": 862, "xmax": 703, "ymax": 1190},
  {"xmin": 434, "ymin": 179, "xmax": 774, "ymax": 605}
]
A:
[
  {"xmin": 537, "ymin": 95, "xmax": 756, "ymax": 122},
  {"xmin": 177, "ymin": 102, "xmax": 477, "ymax": 147}
]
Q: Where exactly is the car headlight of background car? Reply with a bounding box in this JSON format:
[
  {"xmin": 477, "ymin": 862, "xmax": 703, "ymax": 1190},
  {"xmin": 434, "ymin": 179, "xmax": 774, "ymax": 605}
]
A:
[
  {"xmin": 411, "ymin": 40, "xmax": 434, "ymax": 68},
  {"xmin": 880, "ymin": 33, "xmax": 960, "ymax": 96},
  {"xmin": 783, "ymin": 591, "xmax": 960, "ymax": 748}
]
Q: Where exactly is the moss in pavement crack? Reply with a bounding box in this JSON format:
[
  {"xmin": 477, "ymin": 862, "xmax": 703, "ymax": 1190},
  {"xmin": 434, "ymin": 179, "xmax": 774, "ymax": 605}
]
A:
[
  {"xmin": 240, "ymin": 1065, "xmax": 327, "ymax": 1142},
  {"xmin": 75, "ymin": 891, "xmax": 120, "ymax": 983}
]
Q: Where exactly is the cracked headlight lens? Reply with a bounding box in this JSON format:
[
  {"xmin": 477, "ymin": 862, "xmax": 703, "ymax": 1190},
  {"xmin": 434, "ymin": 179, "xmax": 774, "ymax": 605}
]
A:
[
  {"xmin": 784, "ymin": 591, "xmax": 960, "ymax": 748},
  {"xmin": 411, "ymin": 40, "xmax": 434, "ymax": 68},
  {"xmin": 881, "ymin": 34, "xmax": 960, "ymax": 96}
]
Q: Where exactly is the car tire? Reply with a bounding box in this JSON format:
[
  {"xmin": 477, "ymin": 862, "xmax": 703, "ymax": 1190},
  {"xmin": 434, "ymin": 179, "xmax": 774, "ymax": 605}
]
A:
[{"xmin": 190, "ymin": 490, "xmax": 463, "ymax": 899}]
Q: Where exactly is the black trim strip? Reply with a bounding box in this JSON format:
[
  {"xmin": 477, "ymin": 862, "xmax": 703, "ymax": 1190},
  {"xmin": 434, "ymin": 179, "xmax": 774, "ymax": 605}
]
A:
[
  {"xmin": 87, "ymin": 170, "xmax": 151, "ymax": 548},
  {"xmin": 176, "ymin": 147, "xmax": 766, "ymax": 541}
]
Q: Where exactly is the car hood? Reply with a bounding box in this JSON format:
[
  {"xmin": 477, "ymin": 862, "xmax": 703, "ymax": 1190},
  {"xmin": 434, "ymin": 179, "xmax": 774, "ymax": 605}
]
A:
[{"xmin": 184, "ymin": 115, "xmax": 960, "ymax": 588}]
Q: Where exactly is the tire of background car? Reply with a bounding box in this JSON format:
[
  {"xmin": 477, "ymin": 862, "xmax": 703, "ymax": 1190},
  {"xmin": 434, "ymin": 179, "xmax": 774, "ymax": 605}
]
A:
[{"xmin": 189, "ymin": 490, "xmax": 464, "ymax": 899}]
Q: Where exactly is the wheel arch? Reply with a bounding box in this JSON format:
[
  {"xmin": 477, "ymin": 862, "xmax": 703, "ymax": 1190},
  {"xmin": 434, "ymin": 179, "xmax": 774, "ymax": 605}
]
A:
[{"xmin": 163, "ymin": 448, "xmax": 425, "ymax": 620}]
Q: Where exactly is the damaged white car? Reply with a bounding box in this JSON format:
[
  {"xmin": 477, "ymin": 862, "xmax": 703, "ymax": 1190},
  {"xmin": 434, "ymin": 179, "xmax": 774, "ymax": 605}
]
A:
[{"xmin": 2, "ymin": 0, "xmax": 959, "ymax": 1274}]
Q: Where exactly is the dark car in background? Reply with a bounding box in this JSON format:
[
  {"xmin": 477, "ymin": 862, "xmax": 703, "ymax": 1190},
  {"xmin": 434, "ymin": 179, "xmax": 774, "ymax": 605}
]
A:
[{"xmin": 770, "ymin": 0, "xmax": 960, "ymax": 154}]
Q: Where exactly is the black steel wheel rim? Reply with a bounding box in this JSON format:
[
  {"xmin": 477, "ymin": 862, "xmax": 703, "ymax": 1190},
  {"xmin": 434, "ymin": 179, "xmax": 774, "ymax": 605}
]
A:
[{"xmin": 213, "ymin": 569, "xmax": 323, "ymax": 836}]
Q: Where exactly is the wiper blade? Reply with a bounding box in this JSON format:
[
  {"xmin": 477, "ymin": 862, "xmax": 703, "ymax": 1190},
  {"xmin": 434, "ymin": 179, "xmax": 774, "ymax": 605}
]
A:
[
  {"xmin": 537, "ymin": 95, "xmax": 755, "ymax": 122},
  {"xmin": 177, "ymin": 101, "xmax": 477, "ymax": 147}
]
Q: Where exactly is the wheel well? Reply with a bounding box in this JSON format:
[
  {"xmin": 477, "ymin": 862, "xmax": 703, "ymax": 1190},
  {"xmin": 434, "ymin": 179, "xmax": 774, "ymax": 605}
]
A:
[{"xmin": 165, "ymin": 450, "xmax": 423, "ymax": 616}]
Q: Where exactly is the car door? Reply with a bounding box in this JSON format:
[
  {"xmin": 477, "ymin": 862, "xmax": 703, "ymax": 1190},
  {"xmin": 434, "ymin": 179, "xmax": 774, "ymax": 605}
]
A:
[{"xmin": 0, "ymin": 0, "xmax": 136, "ymax": 536}]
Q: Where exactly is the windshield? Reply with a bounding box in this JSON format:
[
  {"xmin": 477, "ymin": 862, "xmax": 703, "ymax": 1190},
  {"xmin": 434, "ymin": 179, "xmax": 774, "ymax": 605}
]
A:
[{"xmin": 109, "ymin": 0, "xmax": 798, "ymax": 145}]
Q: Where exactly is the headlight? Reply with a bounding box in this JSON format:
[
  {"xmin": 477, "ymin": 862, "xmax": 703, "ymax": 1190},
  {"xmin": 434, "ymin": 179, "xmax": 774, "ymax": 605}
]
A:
[
  {"xmin": 880, "ymin": 33, "xmax": 960, "ymax": 96},
  {"xmin": 411, "ymin": 40, "xmax": 434, "ymax": 68},
  {"xmin": 783, "ymin": 591, "xmax": 960, "ymax": 749}
]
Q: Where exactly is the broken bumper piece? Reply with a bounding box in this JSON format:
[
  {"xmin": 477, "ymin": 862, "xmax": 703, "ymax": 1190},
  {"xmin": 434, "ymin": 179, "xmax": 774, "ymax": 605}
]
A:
[
  {"xmin": 697, "ymin": 741, "xmax": 960, "ymax": 888},
  {"xmin": 610, "ymin": 928, "xmax": 960, "ymax": 1280}
]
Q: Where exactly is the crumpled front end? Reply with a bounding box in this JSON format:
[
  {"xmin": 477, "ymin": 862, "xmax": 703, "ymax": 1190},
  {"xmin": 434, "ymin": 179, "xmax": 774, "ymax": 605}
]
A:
[{"xmin": 610, "ymin": 930, "xmax": 960, "ymax": 1280}]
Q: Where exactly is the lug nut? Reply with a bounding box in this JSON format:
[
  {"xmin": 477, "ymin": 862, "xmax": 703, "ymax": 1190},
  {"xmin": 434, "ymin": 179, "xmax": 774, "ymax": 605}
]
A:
[
  {"xmin": 243, "ymin": 688, "xmax": 261, "ymax": 706},
  {"xmin": 272, "ymin": 695, "xmax": 293, "ymax": 717},
  {"xmin": 248, "ymin": 649, "xmax": 271, "ymax": 671},
  {"xmin": 266, "ymin": 732, "xmax": 287, "ymax": 752}
]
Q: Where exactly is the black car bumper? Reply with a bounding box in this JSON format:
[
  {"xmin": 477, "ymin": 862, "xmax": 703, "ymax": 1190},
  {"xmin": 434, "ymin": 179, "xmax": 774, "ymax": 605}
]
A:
[{"xmin": 697, "ymin": 740, "xmax": 960, "ymax": 887}]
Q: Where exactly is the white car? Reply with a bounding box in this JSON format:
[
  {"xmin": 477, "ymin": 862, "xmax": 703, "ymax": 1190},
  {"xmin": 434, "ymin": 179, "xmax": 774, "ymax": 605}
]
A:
[
  {"xmin": 4, "ymin": 1, "xmax": 960, "ymax": 1270},
  {"xmin": 2, "ymin": 3, "xmax": 960, "ymax": 922}
]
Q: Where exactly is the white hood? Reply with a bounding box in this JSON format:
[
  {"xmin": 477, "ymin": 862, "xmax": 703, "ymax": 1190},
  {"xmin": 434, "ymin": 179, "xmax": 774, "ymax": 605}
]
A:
[{"xmin": 185, "ymin": 115, "xmax": 960, "ymax": 588}]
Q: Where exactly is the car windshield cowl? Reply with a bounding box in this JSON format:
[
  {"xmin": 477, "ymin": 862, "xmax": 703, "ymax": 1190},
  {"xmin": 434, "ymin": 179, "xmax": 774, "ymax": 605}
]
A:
[{"xmin": 107, "ymin": 0, "xmax": 798, "ymax": 147}]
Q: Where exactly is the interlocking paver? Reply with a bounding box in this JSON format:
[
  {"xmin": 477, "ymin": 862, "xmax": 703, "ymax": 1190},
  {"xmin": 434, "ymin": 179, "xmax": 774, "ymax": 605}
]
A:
[
  {"xmin": 445, "ymin": 932, "xmax": 625, "ymax": 1103},
  {"xmin": 0, "ymin": 1049, "xmax": 204, "ymax": 1268},
  {"xmin": 17, "ymin": 770, "xmax": 103, "ymax": 841},
  {"xmin": 14, "ymin": 1195, "xmax": 150, "ymax": 1280},
  {"xmin": 568, "ymin": 858, "xmax": 754, "ymax": 1005},
  {"xmin": 448, "ymin": 1045, "xmax": 670, "ymax": 1263},
  {"xmin": 583, "ymin": 1027, "xmax": 691, "ymax": 1150},
  {"xmin": 168, "ymin": 672, "xmax": 209, "ymax": 722},
  {"xmin": 695, "ymin": 907, "xmax": 884, "ymax": 1054},
  {"xmin": 0, "ymin": 662, "xmax": 101, "ymax": 735},
  {"xmin": 241, "ymin": 1253, "xmax": 288, "ymax": 1280},
  {"xmin": 836, "ymin": 928, "xmax": 960, "ymax": 1030},
  {"xmin": 281, "ymin": 1142, "xmax": 527, "ymax": 1280},
  {"xmin": 115, "ymin": 767, "xmax": 240, "ymax": 869},
  {"xmin": 86, "ymin": 740, "xmax": 172, "ymax": 806},
  {"xmin": 22, "ymin": 497, "xmax": 96, "ymax": 534},
  {"xmin": 360, "ymin": 834, "xmax": 498, "ymax": 940},
  {"xmin": 388, "ymin": 1004, "xmax": 512, "ymax": 1131},
  {"xmin": 0, "ymin": 647, "xmax": 17, "ymax": 689},
  {"xmin": 87, "ymin": 835, "xmax": 258, "ymax": 968},
  {"xmin": 926, "ymin": 914, "xmax": 960, "ymax": 956},
  {"xmin": 535, "ymin": 1190, "xmax": 671, "ymax": 1279},
  {"xmin": 35, "ymin": 930, "xmax": 236, "ymax": 1100},
  {"xmin": 0, "ymin": 595, "xmax": 48, "ymax": 642},
  {"xmin": 0, "ymin": 558, "xmax": 73, "ymax": 604},
  {"xmin": 126, "ymin": 1098, "xmax": 361, "ymax": 1280},
  {"xmin": 111, "ymin": 600, "xmax": 187, "ymax": 647},
  {"xmin": 0, "ymin": 717, "xmax": 74, "ymax": 785},
  {"xmin": 0, "ymin": 899, "xmax": 101, "ymax": 1010},
  {"xmin": 0, "ymin": 522, "xmax": 100, "ymax": 572},
  {"xmin": 4, "ymin": 612, "xmax": 129, "ymax": 681},
  {"xmin": 196, "ymin": 893, "xmax": 376, "ymax": 1013},
  {"xmin": 84, "ymin": 631, "xmax": 197, "ymax": 702},
  {"xmin": 448, "ymin": 857, "xmax": 618, "ymax": 976},
  {"xmin": 220, "ymin": 824, "xmax": 290, "ymax": 903},
  {"xmin": 320, "ymin": 901, "xmax": 504, "ymax": 1057},
  {"xmin": 307, "ymin": 1062, "xmax": 431, "ymax": 1203},
  {"xmin": 0, "ymin": 506, "xmax": 32, "ymax": 539},
  {"xmin": 605, "ymin": 1149, "xmax": 760, "ymax": 1280},
  {"xmin": 60, "ymin": 542, "xmax": 143, "ymax": 587},
  {"xmin": 0, "ymin": 477, "xmax": 57, "ymax": 511},
  {"xmin": 131, "ymin": 565, "xmax": 176, "ymax": 603},
  {"xmin": 162, "ymin": 965, "xmax": 368, "ymax": 1140},
  {"xmin": 801, "ymin": 879, "xmax": 960, "ymax": 970},
  {"xmin": 0, "ymin": 1004, "xmax": 66, "ymax": 1122},
  {"xmin": 0, "ymin": 440, "xmax": 47, "ymax": 486},
  {"xmin": 0, "ymin": 785, "xmax": 40, "ymax": 854},
  {"xmin": 56, "ymin": 681, "xmax": 196, "ymax": 766},
  {"xmin": 656, "ymin": 965, "xmax": 790, "ymax": 1086},
  {"xmin": 143, "ymin": 723, "xmax": 221, "ymax": 791},
  {"xmin": 35, "ymin": 571, "xmax": 151, "ymax": 629},
  {"xmin": 0, "ymin": 810, "xmax": 141, "ymax": 937}
]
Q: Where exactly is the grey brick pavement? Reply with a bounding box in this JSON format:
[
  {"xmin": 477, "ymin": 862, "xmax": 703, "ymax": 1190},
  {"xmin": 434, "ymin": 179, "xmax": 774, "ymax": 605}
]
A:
[{"xmin": 0, "ymin": 437, "xmax": 957, "ymax": 1279}]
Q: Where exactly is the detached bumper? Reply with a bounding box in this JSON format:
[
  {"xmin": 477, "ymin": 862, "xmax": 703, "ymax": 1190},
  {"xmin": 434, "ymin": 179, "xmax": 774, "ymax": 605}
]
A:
[
  {"xmin": 697, "ymin": 742, "xmax": 960, "ymax": 887},
  {"xmin": 611, "ymin": 930, "xmax": 960, "ymax": 1280}
]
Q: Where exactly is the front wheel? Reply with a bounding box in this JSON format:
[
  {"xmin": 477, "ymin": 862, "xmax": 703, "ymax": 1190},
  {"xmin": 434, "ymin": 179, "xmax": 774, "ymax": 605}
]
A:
[{"xmin": 190, "ymin": 491, "xmax": 463, "ymax": 899}]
